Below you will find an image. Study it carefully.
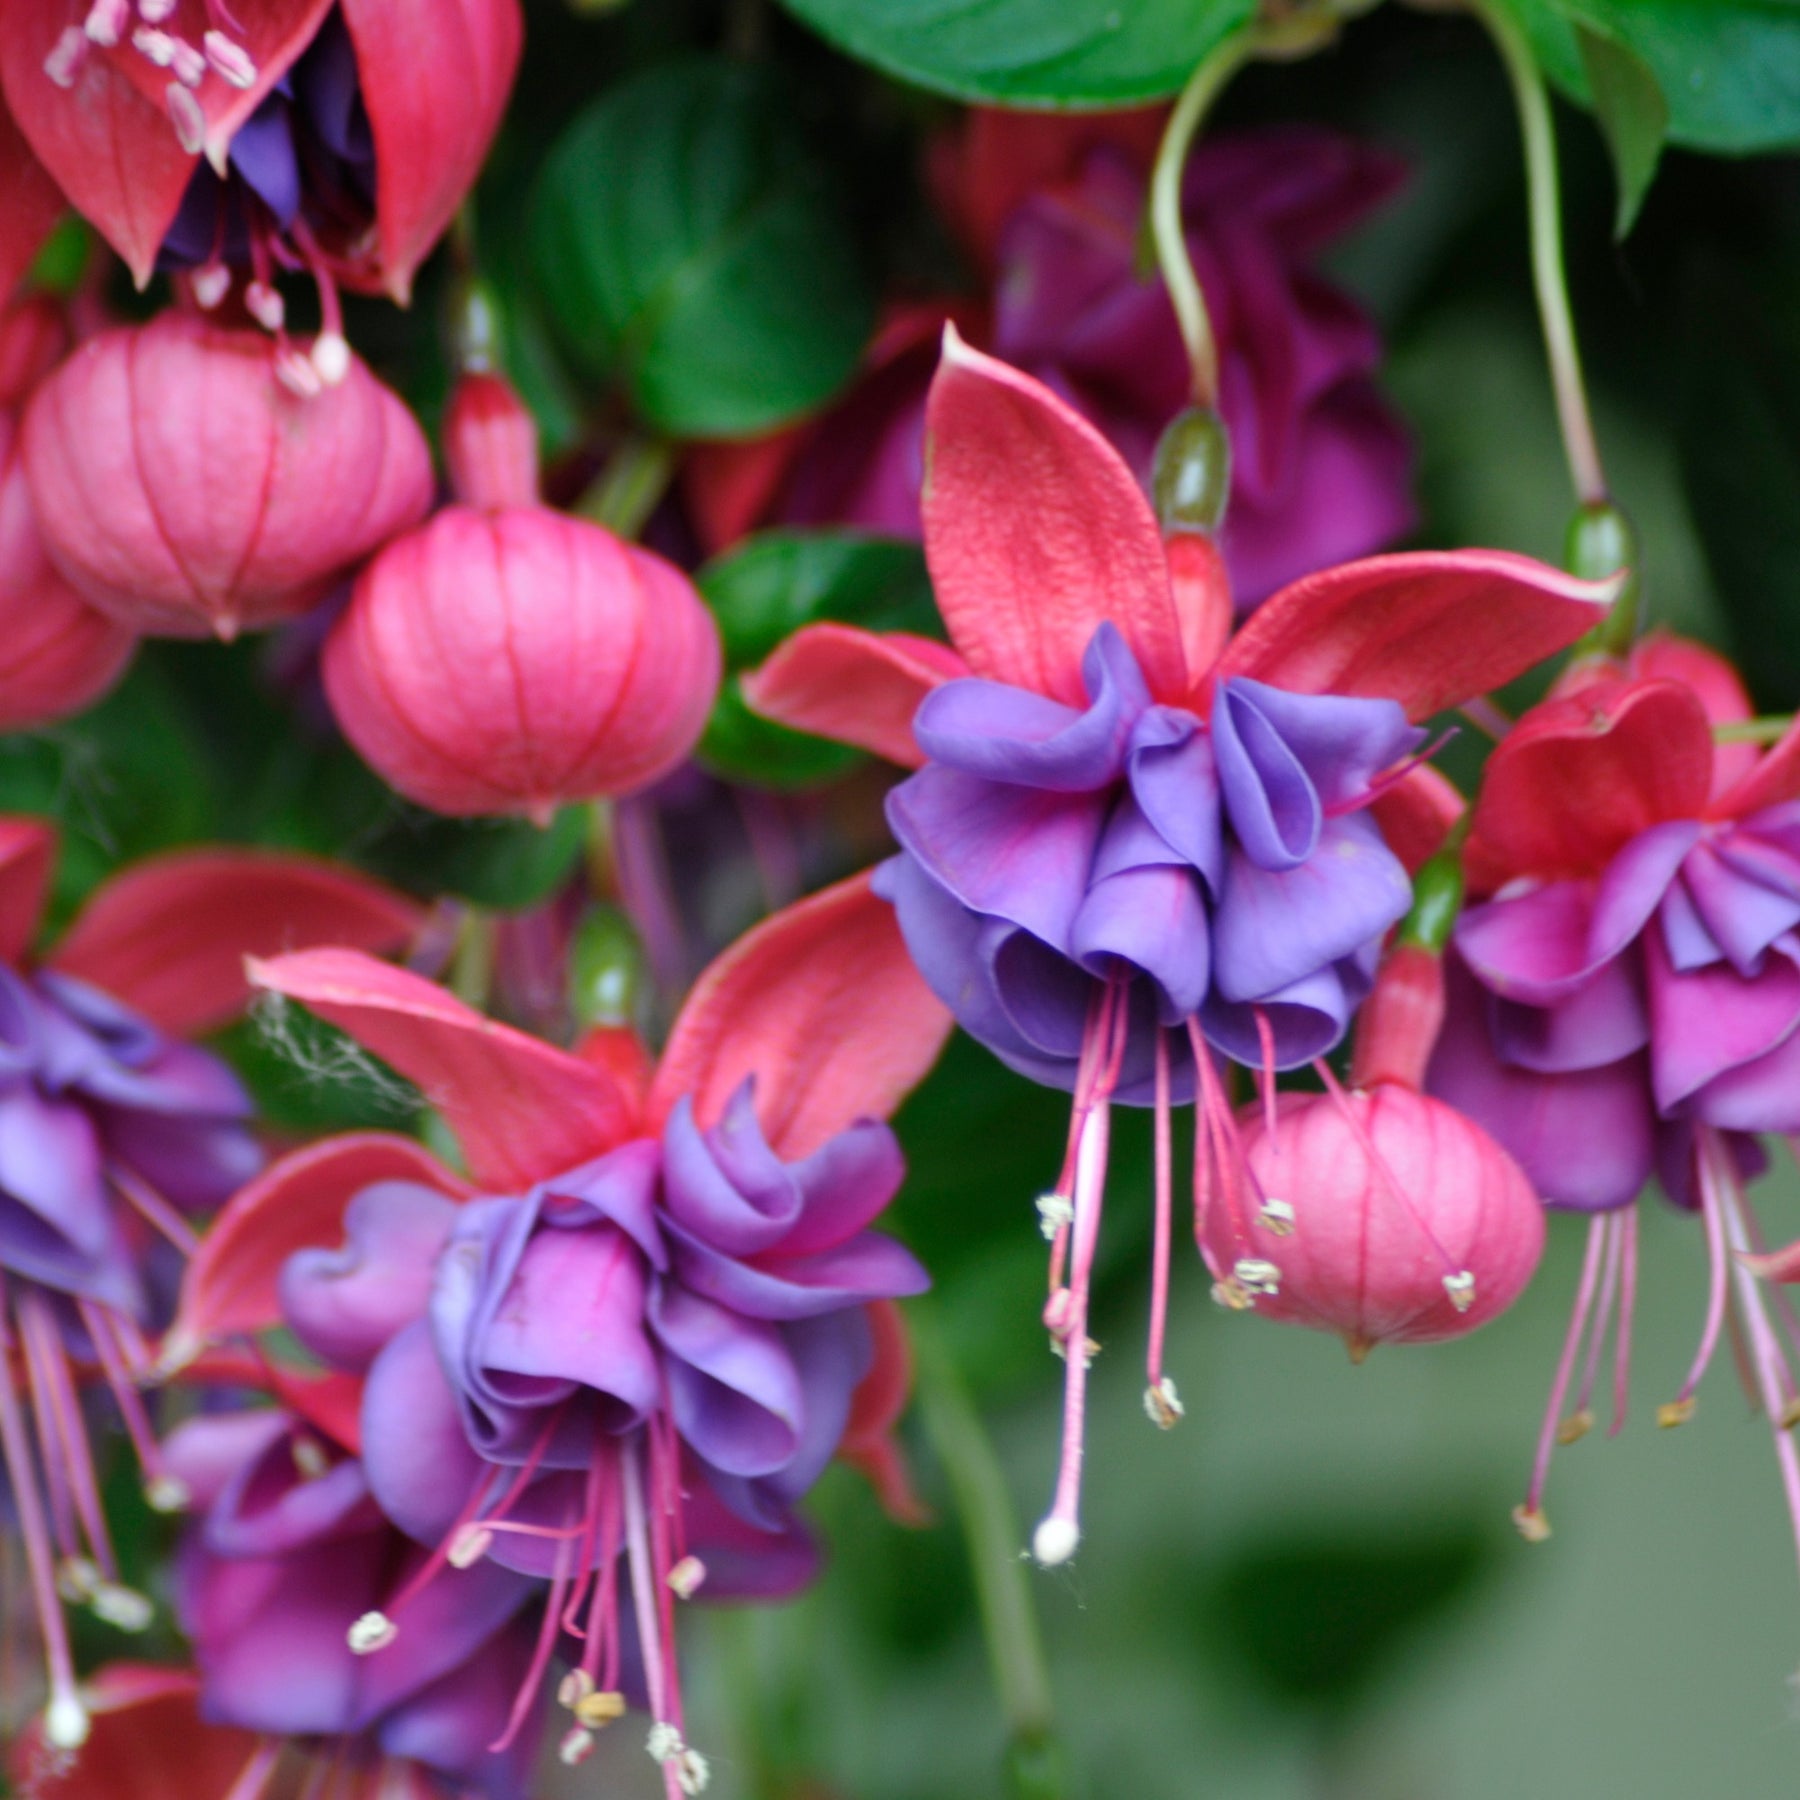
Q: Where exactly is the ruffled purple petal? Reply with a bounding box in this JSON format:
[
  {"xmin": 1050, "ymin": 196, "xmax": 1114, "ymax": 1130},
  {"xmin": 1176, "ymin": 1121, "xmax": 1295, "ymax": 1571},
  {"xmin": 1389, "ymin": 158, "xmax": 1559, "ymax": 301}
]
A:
[
  {"xmin": 1218, "ymin": 677, "xmax": 1419, "ymax": 809},
  {"xmin": 362, "ymin": 1318, "xmax": 489, "ymax": 1549},
  {"xmin": 1212, "ymin": 680, "xmax": 1322, "ymax": 869},
  {"xmin": 1126, "ymin": 709, "xmax": 1223, "ymax": 887},
  {"xmin": 662, "ymin": 1088, "xmax": 803, "ymax": 1257},
  {"xmin": 1489, "ymin": 954, "xmax": 1649, "ymax": 1074},
  {"xmin": 1645, "ymin": 930, "xmax": 1800, "ymax": 1119},
  {"xmin": 536, "ymin": 1137, "xmax": 666, "ymax": 1268},
  {"xmin": 1069, "ymin": 862, "xmax": 1210, "ymax": 1019},
  {"xmin": 203, "ymin": 1421, "xmax": 381, "ymax": 1560},
  {"xmin": 666, "ymin": 1219, "xmax": 928, "ymax": 1322},
  {"xmin": 781, "ymin": 1118, "xmax": 905, "ymax": 1257},
  {"xmin": 1681, "ymin": 839, "xmax": 1800, "ymax": 976}
]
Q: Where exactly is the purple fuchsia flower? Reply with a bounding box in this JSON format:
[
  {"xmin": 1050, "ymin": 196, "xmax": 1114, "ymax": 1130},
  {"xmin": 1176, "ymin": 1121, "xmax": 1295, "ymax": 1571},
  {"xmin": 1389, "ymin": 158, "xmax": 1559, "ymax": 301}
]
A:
[
  {"xmin": 1426, "ymin": 632, "xmax": 1800, "ymax": 1553},
  {"xmin": 168, "ymin": 873, "xmax": 952, "ymax": 1797},
  {"xmin": 0, "ymin": 0, "xmax": 521, "ymax": 382},
  {"xmin": 744, "ymin": 331, "xmax": 1622, "ymax": 1566},
  {"xmin": 685, "ymin": 114, "xmax": 1414, "ymax": 609},
  {"xmin": 0, "ymin": 817, "xmax": 419, "ymax": 1750}
]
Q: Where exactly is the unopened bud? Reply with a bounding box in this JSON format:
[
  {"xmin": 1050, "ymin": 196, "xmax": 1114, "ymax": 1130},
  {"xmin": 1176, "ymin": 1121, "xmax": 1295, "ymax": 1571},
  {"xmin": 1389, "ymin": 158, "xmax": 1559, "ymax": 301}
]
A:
[{"xmin": 1151, "ymin": 405, "xmax": 1231, "ymax": 535}]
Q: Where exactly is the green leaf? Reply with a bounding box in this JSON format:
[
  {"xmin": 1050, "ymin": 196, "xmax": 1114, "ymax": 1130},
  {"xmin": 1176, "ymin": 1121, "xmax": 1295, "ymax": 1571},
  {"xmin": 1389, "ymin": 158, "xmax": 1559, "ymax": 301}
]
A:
[
  {"xmin": 1574, "ymin": 21, "xmax": 1667, "ymax": 237},
  {"xmin": 359, "ymin": 807, "xmax": 590, "ymax": 912},
  {"xmin": 528, "ymin": 58, "xmax": 875, "ymax": 438},
  {"xmin": 694, "ymin": 531, "xmax": 941, "ymax": 788},
  {"xmin": 1510, "ymin": 0, "xmax": 1800, "ymax": 154},
  {"xmin": 774, "ymin": 0, "xmax": 1254, "ymax": 107}
]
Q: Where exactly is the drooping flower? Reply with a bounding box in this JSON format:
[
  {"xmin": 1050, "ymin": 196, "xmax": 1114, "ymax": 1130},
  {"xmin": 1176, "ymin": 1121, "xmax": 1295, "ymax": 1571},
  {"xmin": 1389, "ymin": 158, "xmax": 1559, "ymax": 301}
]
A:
[
  {"xmin": 323, "ymin": 372, "xmax": 723, "ymax": 821},
  {"xmin": 0, "ymin": 0, "xmax": 521, "ymax": 374},
  {"xmin": 1427, "ymin": 633, "xmax": 1800, "ymax": 1547},
  {"xmin": 23, "ymin": 310, "xmax": 433, "ymax": 638},
  {"xmin": 0, "ymin": 817, "xmax": 420, "ymax": 1749},
  {"xmin": 686, "ymin": 116, "xmax": 1415, "ymax": 607},
  {"xmin": 745, "ymin": 331, "xmax": 1620, "ymax": 1563},
  {"xmin": 168, "ymin": 873, "xmax": 951, "ymax": 1796}
]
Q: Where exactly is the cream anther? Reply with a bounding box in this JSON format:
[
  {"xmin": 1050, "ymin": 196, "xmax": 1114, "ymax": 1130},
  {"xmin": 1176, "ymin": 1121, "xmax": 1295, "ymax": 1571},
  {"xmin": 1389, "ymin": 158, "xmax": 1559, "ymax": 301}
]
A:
[
  {"xmin": 667, "ymin": 1554, "xmax": 706, "ymax": 1599},
  {"xmin": 165, "ymin": 82, "xmax": 204, "ymax": 154},
  {"xmin": 448, "ymin": 1526, "xmax": 493, "ymax": 1569},
  {"xmin": 144, "ymin": 1473, "xmax": 190, "ymax": 1513},
  {"xmin": 45, "ymin": 27, "xmax": 88, "ymax": 86},
  {"xmin": 84, "ymin": 0, "xmax": 129, "ymax": 46},
  {"xmin": 91, "ymin": 1582, "xmax": 153, "ymax": 1632},
  {"xmin": 312, "ymin": 332, "xmax": 351, "ymax": 387},
  {"xmin": 1442, "ymin": 1270, "xmax": 1476, "ymax": 1312},
  {"xmin": 1258, "ymin": 1197, "xmax": 1296, "ymax": 1235},
  {"xmin": 1035, "ymin": 1192, "xmax": 1073, "ymax": 1241},
  {"xmin": 132, "ymin": 26, "xmax": 176, "ymax": 66},
  {"xmin": 1232, "ymin": 1257, "xmax": 1281, "ymax": 1297},
  {"xmin": 1143, "ymin": 1376, "xmax": 1184, "ymax": 1429},
  {"xmin": 575, "ymin": 1690, "xmax": 626, "ymax": 1728},
  {"xmin": 347, "ymin": 1610, "xmax": 397, "ymax": 1654},
  {"xmin": 44, "ymin": 1692, "xmax": 90, "ymax": 1751},
  {"xmin": 244, "ymin": 281, "xmax": 285, "ymax": 333},
  {"xmin": 559, "ymin": 1726, "xmax": 595, "ymax": 1766}
]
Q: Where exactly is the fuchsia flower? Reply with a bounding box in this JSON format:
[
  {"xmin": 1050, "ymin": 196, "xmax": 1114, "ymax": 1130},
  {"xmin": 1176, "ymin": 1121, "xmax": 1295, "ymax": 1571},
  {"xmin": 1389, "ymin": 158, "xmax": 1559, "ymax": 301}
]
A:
[
  {"xmin": 323, "ymin": 373, "xmax": 723, "ymax": 821},
  {"xmin": 0, "ymin": 0, "xmax": 520, "ymax": 356},
  {"xmin": 0, "ymin": 817, "xmax": 419, "ymax": 1750},
  {"xmin": 1426, "ymin": 633, "xmax": 1800, "ymax": 1543},
  {"xmin": 746, "ymin": 332, "xmax": 1620, "ymax": 1564},
  {"xmin": 688, "ymin": 114, "xmax": 1414, "ymax": 608},
  {"xmin": 167, "ymin": 873, "xmax": 951, "ymax": 1797},
  {"xmin": 23, "ymin": 309, "xmax": 433, "ymax": 638}
]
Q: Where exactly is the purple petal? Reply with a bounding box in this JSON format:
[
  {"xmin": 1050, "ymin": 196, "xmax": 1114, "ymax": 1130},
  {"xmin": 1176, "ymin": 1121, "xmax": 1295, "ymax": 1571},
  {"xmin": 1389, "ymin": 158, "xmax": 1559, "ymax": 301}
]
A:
[
  {"xmin": 1645, "ymin": 930, "xmax": 1800, "ymax": 1117},
  {"xmin": 1126, "ymin": 709, "xmax": 1223, "ymax": 887},
  {"xmin": 1489, "ymin": 954, "xmax": 1649, "ymax": 1073},
  {"xmin": 1590, "ymin": 820, "xmax": 1700, "ymax": 963},
  {"xmin": 280, "ymin": 1180, "xmax": 458, "ymax": 1374},
  {"xmin": 100, "ymin": 1108, "xmax": 263, "ymax": 1214},
  {"xmin": 373, "ymin": 1619, "xmax": 540, "ymax": 1797},
  {"xmin": 668, "ymin": 1221, "xmax": 928, "ymax": 1322},
  {"xmin": 781, "ymin": 1118, "xmax": 905, "ymax": 1257},
  {"xmin": 1682, "ymin": 839, "xmax": 1800, "ymax": 976},
  {"xmin": 662, "ymin": 1088, "xmax": 803, "ymax": 1257},
  {"xmin": 1069, "ymin": 862, "xmax": 1210, "ymax": 1019},
  {"xmin": 1219, "ymin": 678, "xmax": 1420, "ymax": 809},
  {"xmin": 537, "ymin": 1137, "xmax": 666, "ymax": 1268},
  {"xmin": 1457, "ymin": 881, "xmax": 1595, "ymax": 1004},
  {"xmin": 363, "ymin": 1318, "xmax": 488, "ymax": 1549},
  {"xmin": 1213, "ymin": 680, "xmax": 1321, "ymax": 869},
  {"xmin": 162, "ymin": 1410, "xmax": 289, "ymax": 1516},
  {"xmin": 204, "ymin": 1421, "xmax": 380, "ymax": 1559},
  {"xmin": 1201, "ymin": 954, "xmax": 1365, "ymax": 1069}
]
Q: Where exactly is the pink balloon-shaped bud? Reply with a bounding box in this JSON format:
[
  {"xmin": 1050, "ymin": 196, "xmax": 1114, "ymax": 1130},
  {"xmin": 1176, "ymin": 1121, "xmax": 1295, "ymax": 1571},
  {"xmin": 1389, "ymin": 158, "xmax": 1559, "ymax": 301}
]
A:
[
  {"xmin": 21, "ymin": 313, "xmax": 433, "ymax": 640},
  {"xmin": 323, "ymin": 507, "xmax": 722, "ymax": 820},
  {"xmin": 1201, "ymin": 1084, "xmax": 1545, "ymax": 1359},
  {"xmin": 0, "ymin": 412, "xmax": 134, "ymax": 729}
]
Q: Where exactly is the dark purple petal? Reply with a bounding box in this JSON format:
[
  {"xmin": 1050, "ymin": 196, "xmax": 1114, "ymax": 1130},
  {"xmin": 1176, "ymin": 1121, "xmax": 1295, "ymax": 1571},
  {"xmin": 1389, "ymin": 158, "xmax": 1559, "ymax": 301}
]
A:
[
  {"xmin": 1490, "ymin": 954, "xmax": 1649, "ymax": 1074},
  {"xmin": 162, "ymin": 1410, "xmax": 290, "ymax": 1516},
  {"xmin": 228, "ymin": 95, "xmax": 302, "ymax": 224},
  {"xmin": 99, "ymin": 1107, "xmax": 264, "ymax": 1214},
  {"xmin": 279, "ymin": 1180, "xmax": 458, "ymax": 1374}
]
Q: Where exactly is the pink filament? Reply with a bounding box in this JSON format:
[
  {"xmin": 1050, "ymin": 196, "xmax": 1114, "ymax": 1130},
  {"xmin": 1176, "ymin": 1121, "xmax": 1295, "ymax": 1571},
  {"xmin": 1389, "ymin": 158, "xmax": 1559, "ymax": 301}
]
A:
[
  {"xmin": 1522, "ymin": 1214, "xmax": 1610, "ymax": 1518},
  {"xmin": 1146, "ymin": 1029, "xmax": 1173, "ymax": 1395}
]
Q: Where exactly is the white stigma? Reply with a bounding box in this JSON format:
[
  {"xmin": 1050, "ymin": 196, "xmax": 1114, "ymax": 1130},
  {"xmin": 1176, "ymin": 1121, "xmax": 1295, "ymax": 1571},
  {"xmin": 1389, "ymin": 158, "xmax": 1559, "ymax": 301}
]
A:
[
  {"xmin": 311, "ymin": 331, "xmax": 351, "ymax": 387},
  {"xmin": 1232, "ymin": 1257, "xmax": 1282, "ymax": 1297},
  {"xmin": 44, "ymin": 1692, "xmax": 90, "ymax": 1751},
  {"xmin": 1032, "ymin": 1516, "xmax": 1080, "ymax": 1567},
  {"xmin": 1442, "ymin": 1270, "xmax": 1476, "ymax": 1313},
  {"xmin": 91, "ymin": 1582, "xmax": 154, "ymax": 1633},
  {"xmin": 646, "ymin": 1722, "xmax": 682, "ymax": 1762},
  {"xmin": 347, "ymin": 1611, "xmax": 397, "ymax": 1654},
  {"xmin": 1035, "ymin": 1192, "xmax": 1073, "ymax": 1241},
  {"xmin": 203, "ymin": 29, "xmax": 257, "ymax": 88},
  {"xmin": 45, "ymin": 27, "xmax": 88, "ymax": 87},
  {"xmin": 676, "ymin": 1750, "xmax": 711, "ymax": 1793},
  {"xmin": 1258, "ymin": 1196, "xmax": 1296, "ymax": 1235},
  {"xmin": 667, "ymin": 1554, "xmax": 707, "ymax": 1600}
]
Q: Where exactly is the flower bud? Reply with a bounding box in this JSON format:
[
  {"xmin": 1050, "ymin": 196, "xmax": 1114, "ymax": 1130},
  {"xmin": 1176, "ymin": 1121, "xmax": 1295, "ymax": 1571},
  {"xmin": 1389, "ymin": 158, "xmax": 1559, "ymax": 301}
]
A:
[
  {"xmin": 0, "ymin": 411, "xmax": 134, "ymax": 728},
  {"xmin": 21, "ymin": 314, "xmax": 433, "ymax": 639},
  {"xmin": 323, "ymin": 505, "xmax": 722, "ymax": 820},
  {"xmin": 1201, "ymin": 1085, "xmax": 1545, "ymax": 1357},
  {"xmin": 443, "ymin": 370, "xmax": 539, "ymax": 512}
]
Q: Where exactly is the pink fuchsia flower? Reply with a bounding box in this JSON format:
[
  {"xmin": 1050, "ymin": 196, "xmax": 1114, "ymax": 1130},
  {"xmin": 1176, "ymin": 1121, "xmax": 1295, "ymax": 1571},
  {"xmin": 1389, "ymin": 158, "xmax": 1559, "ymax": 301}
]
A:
[
  {"xmin": 169, "ymin": 873, "xmax": 951, "ymax": 1796},
  {"xmin": 22, "ymin": 310, "xmax": 432, "ymax": 639},
  {"xmin": 0, "ymin": 403, "xmax": 135, "ymax": 728},
  {"xmin": 0, "ymin": 0, "xmax": 520, "ymax": 327},
  {"xmin": 323, "ymin": 373, "xmax": 723, "ymax": 821},
  {"xmin": 0, "ymin": 817, "xmax": 420, "ymax": 1752},
  {"xmin": 686, "ymin": 115, "xmax": 1414, "ymax": 608},
  {"xmin": 1426, "ymin": 633, "xmax": 1800, "ymax": 1546},
  {"xmin": 745, "ymin": 332, "xmax": 1620, "ymax": 1565}
]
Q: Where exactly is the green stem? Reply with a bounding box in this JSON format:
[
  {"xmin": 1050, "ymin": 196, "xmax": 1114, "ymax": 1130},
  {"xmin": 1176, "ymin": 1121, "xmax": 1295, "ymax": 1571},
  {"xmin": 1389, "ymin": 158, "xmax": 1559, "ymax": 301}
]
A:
[
  {"xmin": 575, "ymin": 433, "xmax": 677, "ymax": 540},
  {"xmin": 1715, "ymin": 715, "xmax": 1796, "ymax": 745},
  {"xmin": 1149, "ymin": 30, "xmax": 1255, "ymax": 407},
  {"xmin": 1473, "ymin": 0, "xmax": 1608, "ymax": 507},
  {"xmin": 910, "ymin": 1307, "xmax": 1062, "ymax": 1778}
]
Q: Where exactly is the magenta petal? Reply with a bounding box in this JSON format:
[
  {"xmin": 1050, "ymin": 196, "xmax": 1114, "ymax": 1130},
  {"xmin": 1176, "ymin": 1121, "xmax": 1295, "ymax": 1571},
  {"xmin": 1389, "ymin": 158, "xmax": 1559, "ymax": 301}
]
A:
[
  {"xmin": 373, "ymin": 1618, "xmax": 539, "ymax": 1794},
  {"xmin": 1687, "ymin": 1019, "xmax": 1800, "ymax": 1134},
  {"xmin": 1457, "ymin": 882, "xmax": 1595, "ymax": 1004},
  {"xmin": 203, "ymin": 1424, "xmax": 380, "ymax": 1560},
  {"xmin": 1490, "ymin": 956, "xmax": 1649, "ymax": 1074},
  {"xmin": 1644, "ymin": 931, "xmax": 1800, "ymax": 1116},
  {"xmin": 1681, "ymin": 839, "xmax": 1800, "ymax": 975},
  {"xmin": 362, "ymin": 1318, "xmax": 486, "ymax": 1549}
]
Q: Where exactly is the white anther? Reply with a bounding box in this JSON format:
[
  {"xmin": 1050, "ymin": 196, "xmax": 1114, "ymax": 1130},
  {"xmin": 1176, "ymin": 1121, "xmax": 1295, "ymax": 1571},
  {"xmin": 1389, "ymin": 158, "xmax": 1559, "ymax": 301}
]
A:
[
  {"xmin": 1035, "ymin": 1192, "xmax": 1073, "ymax": 1241},
  {"xmin": 170, "ymin": 39, "xmax": 205, "ymax": 86},
  {"xmin": 84, "ymin": 0, "xmax": 129, "ymax": 46},
  {"xmin": 145, "ymin": 1473, "xmax": 190, "ymax": 1513},
  {"xmin": 45, "ymin": 27, "xmax": 88, "ymax": 87},
  {"xmin": 347, "ymin": 1611, "xmax": 397, "ymax": 1654},
  {"xmin": 1258, "ymin": 1197, "xmax": 1296, "ymax": 1236},
  {"xmin": 1143, "ymin": 1376, "xmax": 1184, "ymax": 1429},
  {"xmin": 1032, "ymin": 1516, "xmax": 1080, "ymax": 1567},
  {"xmin": 203, "ymin": 29, "xmax": 256, "ymax": 87},
  {"xmin": 44, "ymin": 1692, "xmax": 90, "ymax": 1751},
  {"xmin": 646, "ymin": 1722, "xmax": 683, "ymax": 1763},
  {"xmin": 290, "ymin": 1434, "xmax": 329, "ymax": 1480},
  {"xmin": 447, "ymin": 1526, "xmax": 492, "ymax": 1569},
  {"xmin": 1442, "ymin": 1270, "xmax": 1476, "ymax": 1313},
  {"xmin": 311, "ymin": 331, "xmax": 351, "ymax": 387},
  {"xmin": 276, "ymin": 349, "xmax": 324, "ymax": 400},
  {"xmin": 558, "ymin": 1669, "xmax": 594, "ymax": 1709},
  {"xmin": 244, "ymin": 280, "xmax": 285, "ymax": 333},
  {"xmin": 56, "ymin": 1556, "xmax": 99, "ymax": 1603},
  {"xmin": 133, "ymin": 26, "xmax": 175, "ymax": 65},
  {"xmin": 1232, "ymin": 1257, "xmax": 1282, "ymax": 1297},
  {"xmin": 559, "ymin": 1726, "xmax": 595, "ymax": 1766},
  {"xmin": 165, "ymin": 80, "xmax": 204, "ymax": 153},
  {"xmin": 667, "ymin": 1554, "xmax": 706, "ymax": 1600},
  {"xmin": 190, "ymin": 263, "xmax": 231, "ymax": 309},
  {"xmin": 137, "ymin": 0, "xmax": 177, "ymax": 21},
  {"xmin": 675, "ymin": 1749, "xmax": 711, "ymax": 1793},
  {"xmin": 91, "ymin": 1582, "xmax": 154, "ymax": 1633}
]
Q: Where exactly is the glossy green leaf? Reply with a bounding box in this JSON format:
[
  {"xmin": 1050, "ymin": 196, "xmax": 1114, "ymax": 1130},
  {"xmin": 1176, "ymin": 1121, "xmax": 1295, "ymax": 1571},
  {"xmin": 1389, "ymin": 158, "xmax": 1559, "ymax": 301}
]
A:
[
  {"xmin": 774, "ymin": 0, "xmax": 1254, "ymax": 107},
  {"xmin": 1574, "ymin": 21, "xmax": 1667, "ymax": 236},
  {"xmin": 695, "ymin": 531, "xmax": 940, "ymax": 787},
  {"xmin": 1511, "ymin": 0, "xmax": 1800, "ymax": 153},
  {"xmin": 528, "ymin": 58, "xmax": 875, "ymax": 437}
]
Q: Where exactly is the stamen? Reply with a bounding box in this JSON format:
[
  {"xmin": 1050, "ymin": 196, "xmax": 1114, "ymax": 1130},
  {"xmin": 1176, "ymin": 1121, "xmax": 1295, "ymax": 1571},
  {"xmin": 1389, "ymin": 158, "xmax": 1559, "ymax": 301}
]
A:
[
  {"xmin": 1035, "ymin": 1194, "xmax": 1072, "ymax": 1241},
  {"xmin": 1442, "ymin": 1270, "xmax": 1477, "ymax": 1313},
  {"xmin": 202, "ymin": 27, "xmax": 256, "ymax": 87},
  {"xmin": 576, "ymin": 1690, "xmax": 627, "ymax": 1728},
  {"xmin": 132, "ymin": 26, "xmax": 176, "ymax": 66},
  {"xmin": 244, "ymin": 281, "xmax": 285, "ymax": 334},
  {"xmin": 189, "ymin": 263, "xmax": 234, "ymax": 309},
  {"xmin": 45, "ymin": 27, "xmax": 89, "ymax": 85},
  {"xmin": 1143, "ymin": 1376, "xmax": 1184, "ymax": 1429},
  {"xmin": 448, "ymin": 1525, "xmax": 493, "ymax": 1568},
  {"xmin": 1145, "ymin": 1028, "xmax": 1175, "ymax": 1421},
  {"xmin": 170, "ymin": 39, "xmax": 206, "ymax": 87},
  {"xmin": 488, "ymin": 1536, "xmax": 574, "ymax": 1754},
  {"xmin": 1661, "ymin": 1140, "xmax": 1733, "ymax": 1427},
  {"xmin": 165, "ymin": 82, "xmax": 205, "ymax": 155},
  {"xmin": 1231, "ymin": 1258, "xmax": 1281, "ymax": 1297},
  {"xmin": 90, "ymin": 1581, "xmax": 153, "ymax": 1632},
  {"xmin": 1564, "ymin": 1211, "xmax": 1625, "ymax": 1441},
  {"xmin": 560, "ymin": 1727, "xmax": 595, "ymax": 1767},
  {"xmin": 1258, "ymin": 1197, "xmax": 1296, "ymax": 1235},
  {"xmin": 347, "ymin": 1611, "xmax": 396, "ymax": 1654},
  {"xmin": 667, "ymin": 1555, "xmax": 706, "ymax": 1599},
  {"xmin": 80, "ymin": 1299, "xmax": 184, "ymax": 1508},
  {"xmin": 138, "ymin": 0, "xmax": 178, "ymax": 23},
  {"xmin": 1032, "ymin": 1098, "xmax": 1111, "ymax": 1567},
  {"xmin": 85, "ymin": 0, "xmax": 130, "ymax": 46},
  {"xmin": 1611, "ymin": 1205, "xmax": 1640, "ymax": 1436},
  {"xmin": 221, "ymin": 1741, "xmax": 283, "ymax": 1800},
  {"xmin": 1515, "ymin": 1213, "xmax": 1610, "ymax": 1541}
]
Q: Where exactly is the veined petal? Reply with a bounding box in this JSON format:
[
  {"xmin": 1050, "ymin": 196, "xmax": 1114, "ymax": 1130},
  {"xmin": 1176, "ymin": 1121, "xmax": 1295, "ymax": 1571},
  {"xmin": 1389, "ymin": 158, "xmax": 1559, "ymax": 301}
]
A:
[
  {"xmin": 248, "ymin": 948, "xmax": 642, "ymax": 1188},
  {"xmin": 1219, "ymin": 549, "xmax": 1623, "ymax": 721},
  {"xmin": 0, "ymin": 814, "xmax": 54, "ymax": 964},
  {"xmin": 922, "ymin": 329, "xmax": 1186, "ymax": 706},
  {"xmin": 166, "ymin": 1131, "xmax": 468, "ymax": 1366},
  {"xmin": 653, "ymin": 871, "xmax": 952, "ymax": 1161},
  {"xmin": 742, "ymin": 625, "xmax": 967, "ymax": 768},
  {"xmin": 51, "ymin": 849, "xmax": 422, "ymax": 1037}
]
